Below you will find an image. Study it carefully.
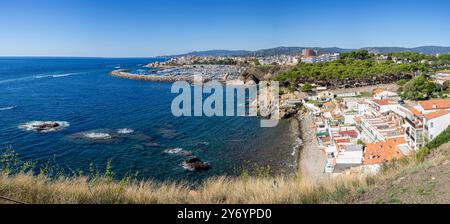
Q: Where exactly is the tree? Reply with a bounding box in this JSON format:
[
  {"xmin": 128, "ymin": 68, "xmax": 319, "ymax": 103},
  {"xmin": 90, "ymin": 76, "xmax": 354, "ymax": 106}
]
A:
[
  {"xmin": 399, "ymin": 76, "xmax": 441, "ymax": 100},
  {"xmin": 301, "ymin": 82, "xmax": 313, "ymax": 92},
  {"xmin": 340, "ymin": 50, "xmax": 371, "ymax": 60},
  {"xmin": 396, "ymin": 79, "xmax": 408, "ymax": 86}
]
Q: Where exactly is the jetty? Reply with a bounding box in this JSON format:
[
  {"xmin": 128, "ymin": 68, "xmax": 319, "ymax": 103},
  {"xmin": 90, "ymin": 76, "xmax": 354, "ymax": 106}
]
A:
[{"xmin": 110, "ymin": 69, "xmax": 211, "ymax": 83}]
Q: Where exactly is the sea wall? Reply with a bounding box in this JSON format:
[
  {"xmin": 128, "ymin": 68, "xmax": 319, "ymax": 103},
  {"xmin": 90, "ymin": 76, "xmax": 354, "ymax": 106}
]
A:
[{"xmin": 110, "ymin": 69, "xmax": 211, "ymax": 83}]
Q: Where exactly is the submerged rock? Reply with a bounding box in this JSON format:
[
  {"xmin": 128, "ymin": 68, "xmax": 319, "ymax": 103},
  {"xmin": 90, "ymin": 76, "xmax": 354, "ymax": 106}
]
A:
[
  {"xmin": 182, "ymin": 157, "xmax": 211, "ymax": 171},
  {"xmin": 19, "ymin": 121, "xmax": 69, "ymax": 133},
  {"xmin": 164, "ymin": 148, "xmax": 193, "ymax": 157}
]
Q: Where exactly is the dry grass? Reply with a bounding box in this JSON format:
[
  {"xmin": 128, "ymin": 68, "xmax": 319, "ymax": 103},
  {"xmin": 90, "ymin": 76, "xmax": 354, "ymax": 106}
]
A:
[{"xmin": 0, "ymin": 171, "xmax": 375, "ymax": 204}]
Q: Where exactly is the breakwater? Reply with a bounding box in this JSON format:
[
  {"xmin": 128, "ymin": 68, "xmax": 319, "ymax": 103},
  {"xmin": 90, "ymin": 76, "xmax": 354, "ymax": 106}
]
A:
[{"xmin": 110, "ymin": 69, "xmax": 212, "ymax": 83}]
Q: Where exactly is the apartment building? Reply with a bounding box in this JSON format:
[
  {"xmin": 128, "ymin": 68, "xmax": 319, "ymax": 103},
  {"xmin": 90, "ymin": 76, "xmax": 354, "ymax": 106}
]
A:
[
  {"xmin": 405, "ymin": 98, "xmax": 450, "ymax": 150},
  {"xmin": 302, "ymin": 53, "xmax": 340, "ymax": 63}
]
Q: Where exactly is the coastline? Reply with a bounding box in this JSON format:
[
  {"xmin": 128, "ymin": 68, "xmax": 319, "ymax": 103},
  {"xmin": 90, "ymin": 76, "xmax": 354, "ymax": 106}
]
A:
[{"xmin": 296, "ymin": 111, "xmax": 328, "ymax": 182}]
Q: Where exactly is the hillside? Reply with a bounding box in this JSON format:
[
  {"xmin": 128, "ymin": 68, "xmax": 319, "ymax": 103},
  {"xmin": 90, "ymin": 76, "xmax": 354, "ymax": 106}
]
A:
[
  {"xmin": 362, "ymin": 46, "xmax": 450, "ymax": 54},
  {"xmin": 163, "ymin": 46, "xmax": 450, "ymax": 57},
  {"xmin": 351, "ymin": 142, "xmax": 450, "ymax": 204}
]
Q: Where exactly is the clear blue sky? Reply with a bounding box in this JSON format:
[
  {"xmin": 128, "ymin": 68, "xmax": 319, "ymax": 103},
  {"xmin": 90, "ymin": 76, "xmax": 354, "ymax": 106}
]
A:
[{"xmin": 1, "ymin": 0, "xmax": 449, "ymax": 57}]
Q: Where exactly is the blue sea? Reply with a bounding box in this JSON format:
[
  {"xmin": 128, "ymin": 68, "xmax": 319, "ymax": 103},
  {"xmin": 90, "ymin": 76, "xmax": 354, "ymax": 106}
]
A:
[{"xmin": 0, "ymin": 57, "xmax": 299, "ymax": 182}]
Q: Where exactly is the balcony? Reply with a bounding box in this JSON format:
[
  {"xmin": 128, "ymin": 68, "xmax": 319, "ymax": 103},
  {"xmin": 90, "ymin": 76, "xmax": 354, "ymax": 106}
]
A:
[{"xmin": 405, "ymin": 117, "xmax": 423, "ymax": 129}]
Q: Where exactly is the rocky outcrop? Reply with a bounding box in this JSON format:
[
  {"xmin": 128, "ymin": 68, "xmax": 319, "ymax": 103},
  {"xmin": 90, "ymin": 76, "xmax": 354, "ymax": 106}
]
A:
[
  {"xmin": 35, "ymin": 123, "xmax": 60, "ymax": 132},
  {"xmin": 182, "ymin": 157, "xmax": 211, "ymax": 171},
  {"xmin": 19, "ymin": 121, "xmax": 69, "ymax": 133},
  {"xmin": 241, "ymin": 65, "xmax": 293, "ymax": 82}
]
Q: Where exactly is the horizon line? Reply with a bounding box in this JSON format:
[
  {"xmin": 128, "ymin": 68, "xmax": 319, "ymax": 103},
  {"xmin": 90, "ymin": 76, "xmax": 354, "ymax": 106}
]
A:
[{"xmin": 1, "ymin": 45, "xmax": 449, "ymax": 58}]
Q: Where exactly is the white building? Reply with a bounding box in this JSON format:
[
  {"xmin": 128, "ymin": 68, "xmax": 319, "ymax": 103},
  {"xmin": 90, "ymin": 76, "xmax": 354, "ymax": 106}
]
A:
[
  {"xmin": 415, "ymin": 98, "xmax": 450, "ymax": 114},
  {"xmin": 302, "ymin": 53, "xmax": 340, "ymax": 63},
  {"xmin": 423, "ymin": 110, "xmax": 450, "ymax": 140},
  {"xmin": 334, "ymin": 144, "xmax": 364, "ymax": 173},
  {"xmin": 405, "ymin": 98, "xmax": 450, "ymax": 150},
  {"xmin": 373, "ymin": 90, "xmax": 400, "ymax": 100}
]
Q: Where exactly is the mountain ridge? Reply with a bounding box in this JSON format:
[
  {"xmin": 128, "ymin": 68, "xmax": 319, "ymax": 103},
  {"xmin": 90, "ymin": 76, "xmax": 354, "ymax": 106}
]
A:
[{"xmin": 162, "ymin": 46, "xmax": 450, "ymax": 57}]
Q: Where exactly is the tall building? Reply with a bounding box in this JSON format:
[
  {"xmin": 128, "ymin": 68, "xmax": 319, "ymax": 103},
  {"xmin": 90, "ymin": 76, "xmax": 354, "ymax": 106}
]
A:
[{"xmin": 302, "ymin": 49, "xmax": 318, "ymax": 57}]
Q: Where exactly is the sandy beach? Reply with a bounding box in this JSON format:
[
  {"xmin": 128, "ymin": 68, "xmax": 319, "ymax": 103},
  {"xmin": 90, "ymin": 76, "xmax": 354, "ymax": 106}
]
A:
[{"xmin": 297, "ymin": 112, "xmax": 328, "ymax": 182}]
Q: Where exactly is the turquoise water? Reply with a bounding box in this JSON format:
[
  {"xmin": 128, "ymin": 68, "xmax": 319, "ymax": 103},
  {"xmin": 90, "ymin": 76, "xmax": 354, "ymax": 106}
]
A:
[{"xmin": 0, "ymin": 57, "xmax": 298, "ymax": 182}]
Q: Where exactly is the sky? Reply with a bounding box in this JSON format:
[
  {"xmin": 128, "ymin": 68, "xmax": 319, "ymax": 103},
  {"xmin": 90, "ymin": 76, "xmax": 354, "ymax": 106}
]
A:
[{"xmin": 0, "ymin": 0, "xmax": 449, "ymax": 57}]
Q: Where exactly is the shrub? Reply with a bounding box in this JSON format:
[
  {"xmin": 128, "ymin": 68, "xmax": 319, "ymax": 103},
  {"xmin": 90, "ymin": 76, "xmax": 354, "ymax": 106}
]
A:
[{"xmin": 426, "ymin": 125, "xmax": 450, "ymax": 149}]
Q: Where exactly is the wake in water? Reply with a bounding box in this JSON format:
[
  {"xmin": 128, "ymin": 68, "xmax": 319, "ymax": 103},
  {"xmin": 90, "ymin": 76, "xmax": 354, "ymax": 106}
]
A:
[
  {"xmin": 117, "ymin": 128, "xmax": 135, "ymax": 134},
  {"xmin": 19, "ymin": 121, "xmax": 70, "ymax": 133},
  {"xmin": 0, "ymin": 106, "xmax": 16, "ymax": 111},
  {"xmin": 36, "ymin": 72, "xmax": 81, "ymax": 79},
  {"xmin": 0, "ymin": 73, "xmax": 83, "ymax": 84}
]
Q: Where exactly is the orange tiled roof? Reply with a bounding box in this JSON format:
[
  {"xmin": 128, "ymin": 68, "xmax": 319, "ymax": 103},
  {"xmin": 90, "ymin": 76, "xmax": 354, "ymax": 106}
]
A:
[
  {"xmin": 424, "ymin": 110, "xmax": 450, "ymax": 120},
  {"xmin": 364, "ymin": 137, "xmax": 405, "ymax": 165},
  {"xmin": 372, "ymin": 99, "xmax": 397, "ymax": 106},
  {"xmin": 409, "ymin": 107, "xmax": 422, "ymax": 116},
  {"xmin": 418, "ymin": 98, "xmax": 450, "ymax": 110}
]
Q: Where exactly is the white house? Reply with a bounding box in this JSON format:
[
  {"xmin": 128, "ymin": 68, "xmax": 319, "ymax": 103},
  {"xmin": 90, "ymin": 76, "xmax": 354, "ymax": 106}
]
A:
[
  {"xmin": 368, "ymin": 99, "xmax": 399, "ymax": 114},
  {"xmin": 423, "ymin": 110, "xmax": 450, "ymax": 140},
  {"xmin": 334, "ymin": 144, "xmax": 364, "ymax": 172},
  {"xmin": 373, "ymin": 90, "xmax": 400, "ymax": 100}
]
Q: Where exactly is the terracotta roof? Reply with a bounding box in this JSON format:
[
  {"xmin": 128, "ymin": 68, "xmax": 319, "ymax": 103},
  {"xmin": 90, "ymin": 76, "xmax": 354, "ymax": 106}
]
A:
[
  {"xmin": 364, "ymin": 137, "xmax": 406, "ymax": 165},
  {"xmin": 424, "ymin": 110, "xmax": 450, "ymax": 120},
  {"xmin": 418, "ymin": 98, "xmax": 450, "ymax": 110},
  {"xmin": 373, "ymin": 88, "xmax": 385, "ymax": 95},
  {"xmin": 335, "ymin": 138, "xmax": 350, "ymax": 144},
  {"xmin": 339, "ymin": 130, "xmax": 359, "ymax": 138},
  {"xmin": 409, "ymin": 107, "xmax": 422, "ymax": 116},
  {"xmin": 372, "ymin": 99, "xmax": 397, "ymax": 106}
]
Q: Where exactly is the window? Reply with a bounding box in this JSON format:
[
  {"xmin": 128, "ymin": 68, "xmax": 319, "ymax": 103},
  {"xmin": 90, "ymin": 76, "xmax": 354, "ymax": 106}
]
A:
[{"xmin": 430, "ymin": 122, "xmax": 434, "ymax": 128}]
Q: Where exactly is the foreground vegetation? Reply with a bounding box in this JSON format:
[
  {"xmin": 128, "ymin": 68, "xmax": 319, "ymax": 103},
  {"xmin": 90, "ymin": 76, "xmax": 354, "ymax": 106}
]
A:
[
  {"xmin": 0, "ymin": 145, "xmax": 375, "ymax": 204},
  {"xmin": 0, "ymin": 148, "xmax": 373, "ymax": 204}
]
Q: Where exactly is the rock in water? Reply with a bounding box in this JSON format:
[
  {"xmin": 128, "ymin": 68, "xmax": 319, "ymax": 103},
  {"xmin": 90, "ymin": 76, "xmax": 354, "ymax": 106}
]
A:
[
  {"xmin": 182, "ymin": 157, "xmax": 211, "ymax": 171},
  {"xmin": 36, "ymin": 122, "xmax": 60, "ymax": 131},
  {"xmin": 19, "ymin": 121, "xmax": 69, "ymax": 133}
]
